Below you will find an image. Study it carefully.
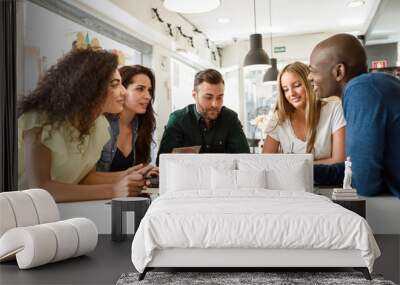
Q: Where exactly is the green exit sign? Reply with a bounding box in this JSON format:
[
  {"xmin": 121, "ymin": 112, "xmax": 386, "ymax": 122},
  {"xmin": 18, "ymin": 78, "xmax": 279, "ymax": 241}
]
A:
[{"xmin": 274, "ymin": 46, "xmax": 286, "ymax": 53}]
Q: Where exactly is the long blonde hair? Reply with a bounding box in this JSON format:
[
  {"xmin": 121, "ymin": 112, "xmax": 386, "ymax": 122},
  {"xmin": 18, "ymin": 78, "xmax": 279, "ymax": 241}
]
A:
[{"xmin": 274, "ymin": 62, "xmax": 322, "ymax": 153}]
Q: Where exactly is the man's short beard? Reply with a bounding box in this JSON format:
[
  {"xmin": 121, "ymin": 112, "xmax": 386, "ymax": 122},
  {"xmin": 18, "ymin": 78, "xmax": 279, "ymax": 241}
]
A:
[
  {"xmin": 196, "ymin": 103, "xmax": 219, "ymax": 121},
  {"xmin": 195, "ymin": 103, "xmax": 207, "ymax": 117}
]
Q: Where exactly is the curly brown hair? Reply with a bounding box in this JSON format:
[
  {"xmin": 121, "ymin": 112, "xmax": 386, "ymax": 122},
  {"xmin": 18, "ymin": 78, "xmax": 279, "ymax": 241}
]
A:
[
  {"xmin": 118, "ymin": 65, "xmax": 156, "ymax": 164},
  {"xmin": 18, "ymin": 48, "xmax": 119, "ymax": 141}
]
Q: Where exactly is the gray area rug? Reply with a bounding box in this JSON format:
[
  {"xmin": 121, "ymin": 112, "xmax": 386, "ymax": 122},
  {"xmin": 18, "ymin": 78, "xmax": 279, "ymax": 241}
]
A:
[{"xmin": 116, "ymin": 271, "xmax": 396, "ymax": 285}]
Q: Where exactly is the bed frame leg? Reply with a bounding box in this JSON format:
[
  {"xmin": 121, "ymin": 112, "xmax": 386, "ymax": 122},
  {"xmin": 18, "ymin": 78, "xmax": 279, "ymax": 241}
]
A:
[
  {"xmin": 138, "ymin": 268, "xmax": 148, "ymax": 281},
  {"xmin": 354, "ymin": 267, "xmax": 371, "ymax": 280}
]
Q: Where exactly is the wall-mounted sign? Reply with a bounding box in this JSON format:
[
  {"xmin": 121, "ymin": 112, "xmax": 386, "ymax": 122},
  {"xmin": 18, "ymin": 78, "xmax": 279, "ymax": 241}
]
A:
[
  {"xmin": 371, "ymin": 60, "xmax": 388, "ymax": 69},
  {"xmin": 273, "ymin": 46, "xmax": 286, "ymax": 53}
]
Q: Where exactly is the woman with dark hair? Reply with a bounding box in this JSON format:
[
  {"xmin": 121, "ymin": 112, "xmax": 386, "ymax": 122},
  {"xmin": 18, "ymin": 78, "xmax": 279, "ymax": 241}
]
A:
[
  {"xmin": 18, "ymin": 49, "xmax": 153, "ymax": 202},
  {"xmin": 97, "ymin": 65, "xmax": 158, "ymax": 175}
]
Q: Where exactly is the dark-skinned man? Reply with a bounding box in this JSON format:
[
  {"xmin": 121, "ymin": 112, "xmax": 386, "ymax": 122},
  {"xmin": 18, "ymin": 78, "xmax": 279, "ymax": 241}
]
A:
[{"xmin": 309, "ymin": 33, "xmax": 400, "ymax": 198}]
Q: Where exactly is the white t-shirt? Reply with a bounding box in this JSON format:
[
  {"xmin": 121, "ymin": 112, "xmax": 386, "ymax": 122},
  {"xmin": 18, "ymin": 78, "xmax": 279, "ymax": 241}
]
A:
[{"xmin": 265, "ymin": 100, "xmax": 346, "ymax": 160}]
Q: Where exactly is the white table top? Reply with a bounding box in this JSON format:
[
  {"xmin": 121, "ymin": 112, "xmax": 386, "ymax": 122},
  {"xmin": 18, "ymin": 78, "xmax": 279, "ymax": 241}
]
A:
[{"xmin": 112, "ymin": 197, "xmax": 149, "ymax": 202}]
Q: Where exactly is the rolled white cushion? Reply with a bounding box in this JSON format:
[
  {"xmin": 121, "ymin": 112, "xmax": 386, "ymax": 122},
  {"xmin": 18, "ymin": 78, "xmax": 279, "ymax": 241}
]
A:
[
  {"xmin": 1, "ymin": 192, "xmax": 39, "ymax": 227},
  {"xmin": 23, "ymin": 189, "xmax": 59, "ymax": 223},
  {"xmin": 0, "ymin": 196, "xmax": 17, "ymax": 237},
  {"xmin": 63, "ymin": 218, "xmax": 98, "ymax": 257},
  {"xmin": 0, "ymin": 189, "xmax": 59, "ymax": 238},
  {"xmin": 42, "ymin": 221, "xmax": 79, "ymax": 262},
  {"xmin": 0, "ymin": 226, "xmax": 57, "ymax": 269},
  {"xmin": 0, "ymin": 218, "xmax": 97, "ymax": 269}
]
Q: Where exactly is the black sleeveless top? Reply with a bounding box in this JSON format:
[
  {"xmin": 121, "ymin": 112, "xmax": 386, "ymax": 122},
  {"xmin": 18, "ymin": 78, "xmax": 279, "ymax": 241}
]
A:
[{"xmin": 109, "ymin": 148, "xmax": 134, "ymax": 172}]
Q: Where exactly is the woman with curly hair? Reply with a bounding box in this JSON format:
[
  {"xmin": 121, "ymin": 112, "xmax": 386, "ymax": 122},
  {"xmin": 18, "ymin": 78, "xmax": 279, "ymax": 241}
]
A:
[
  {"xmin": 262, "ymin": 62, "xmax": 346, "ymax": 164},
  {"xmin": 97, "ymin": 65, "xmax": 158, "ymax": 176},
  {"xmin": 18, "ymin": 49, "xmax": 153, "ymax": 202}
]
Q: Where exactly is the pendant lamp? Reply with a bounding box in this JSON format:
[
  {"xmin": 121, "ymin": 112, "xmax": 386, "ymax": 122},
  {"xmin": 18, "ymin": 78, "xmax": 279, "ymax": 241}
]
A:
[
  {"xmin": 263, "ymin": 0, "xmax": 278, "ymax": 83},
  {"xmin": 243, "ymin": 0, "xmax": 270, "ymax": 70}
]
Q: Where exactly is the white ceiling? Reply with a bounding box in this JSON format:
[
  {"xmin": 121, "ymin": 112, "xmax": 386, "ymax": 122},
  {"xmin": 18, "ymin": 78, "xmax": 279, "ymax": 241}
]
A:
[
  {"xmin": 367, "ymin": 0, "xmax": 400, "ymax": 44},
  {"xmin": 179, "ymin": 0, "xmax": 381, "ymax": 46}
]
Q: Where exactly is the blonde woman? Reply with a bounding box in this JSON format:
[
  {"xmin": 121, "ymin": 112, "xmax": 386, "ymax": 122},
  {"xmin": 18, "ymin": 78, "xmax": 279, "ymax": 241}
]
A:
[{"xmin": 262, "ymin": 62, "xmax": 346, "ymax": 164}]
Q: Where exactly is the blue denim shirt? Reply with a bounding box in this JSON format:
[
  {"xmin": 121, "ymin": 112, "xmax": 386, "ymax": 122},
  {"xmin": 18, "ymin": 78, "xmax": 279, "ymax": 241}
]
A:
[
  {"xmin": 96, "ymin": 116, "xmax": 139, "ymax": 172},
  {"xmin": 343, "ymin": 72, "xmax": 400, "ymax": 198}
]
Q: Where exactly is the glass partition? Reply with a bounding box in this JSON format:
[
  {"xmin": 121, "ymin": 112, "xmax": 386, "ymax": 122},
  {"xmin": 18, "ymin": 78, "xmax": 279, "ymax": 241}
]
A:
[{"xmin": 243, "ymin": 69, "xmax": 278, "ymax": 152}]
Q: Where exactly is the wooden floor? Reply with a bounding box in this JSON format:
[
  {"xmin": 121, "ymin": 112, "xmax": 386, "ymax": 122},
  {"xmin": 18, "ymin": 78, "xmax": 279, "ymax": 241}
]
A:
[{"xmin": 0, "ymin": 235, "xmax": 398, "ymax": 285}]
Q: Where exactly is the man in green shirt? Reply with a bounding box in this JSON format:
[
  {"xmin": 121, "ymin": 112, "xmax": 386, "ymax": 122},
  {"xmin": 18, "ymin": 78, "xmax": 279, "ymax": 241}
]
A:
[{"xmin": 157, "ymin": 69, "xmax": 250, "ymax": 164}]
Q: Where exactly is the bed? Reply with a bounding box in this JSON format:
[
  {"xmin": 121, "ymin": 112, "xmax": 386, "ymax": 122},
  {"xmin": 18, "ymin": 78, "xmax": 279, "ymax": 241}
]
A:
[{"xmin": 131, "ymin": 154, "xmax": 380, "ymax": 280}]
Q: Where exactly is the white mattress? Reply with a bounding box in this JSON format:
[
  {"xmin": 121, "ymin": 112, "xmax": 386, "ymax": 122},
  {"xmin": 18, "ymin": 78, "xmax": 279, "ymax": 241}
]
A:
[{"xmin": 131, "ymin": 190, "xmax": 380, "ymax": 273}]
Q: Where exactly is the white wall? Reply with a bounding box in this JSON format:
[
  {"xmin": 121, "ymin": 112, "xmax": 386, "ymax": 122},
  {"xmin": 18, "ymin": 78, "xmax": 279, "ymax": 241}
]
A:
[
  {"xmin": 223, "ymin": 68, "xmax": 240, "ymax": 114},
  {"xmin": 151, "ymin": 45, "xmax": 172, "ymax": 146},
  {"xmin": 23, "ymin": 1, "xmax": 142, "ymax": 94},
  {"xmin": 24, "ymin": 1, "xmax": 140, "ymax": 67},
  {"xmin": 72, "ymin": 0, "xmax": 220, "ymax": 69},
  {"xmin": 170, "ymin": 58, "xmax": 197, "ymax": 112},
  {"xmin": 109, "ymin": 0, "xmax": 220, "ymax": 67}
]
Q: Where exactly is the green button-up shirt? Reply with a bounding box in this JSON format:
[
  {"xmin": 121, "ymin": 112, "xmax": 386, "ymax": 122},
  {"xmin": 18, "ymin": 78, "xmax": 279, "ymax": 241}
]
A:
[{"xmin": 157, "ymin": 104, "xmax": 250, "ymax": 164}]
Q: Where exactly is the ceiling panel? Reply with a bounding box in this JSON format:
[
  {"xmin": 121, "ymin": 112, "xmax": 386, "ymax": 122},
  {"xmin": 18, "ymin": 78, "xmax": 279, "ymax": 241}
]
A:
[
  {"xmin": 179, "ymin": 0, "xmax": 381, "ymax": 46},
  {"xmin": 367, "ymin": 0, "xmax": 400, "ymax": 44}
]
